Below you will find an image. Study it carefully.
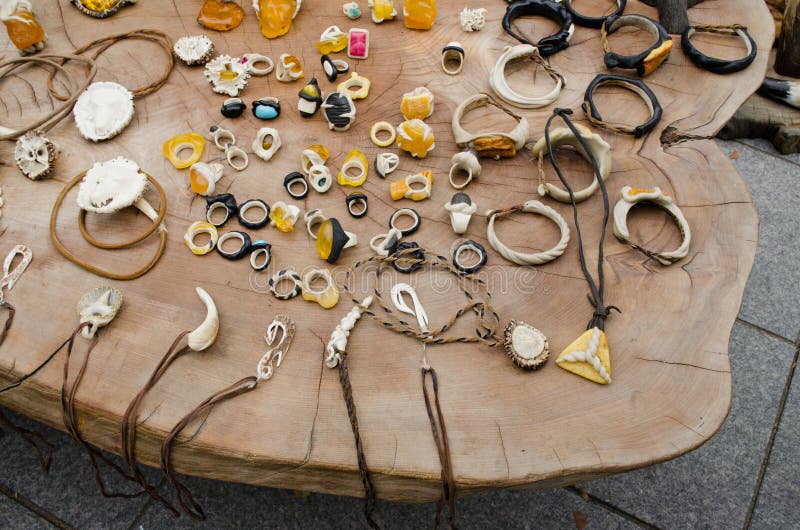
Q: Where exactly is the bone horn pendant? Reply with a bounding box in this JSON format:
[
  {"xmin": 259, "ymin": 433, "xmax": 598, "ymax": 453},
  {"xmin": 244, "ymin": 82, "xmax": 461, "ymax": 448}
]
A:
[{"xmin": 187, "ymin": 287, "xmax": 220, "ymax": 351}]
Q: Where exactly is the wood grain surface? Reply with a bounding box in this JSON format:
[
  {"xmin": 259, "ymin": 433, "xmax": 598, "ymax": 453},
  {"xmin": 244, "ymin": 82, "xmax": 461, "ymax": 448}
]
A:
[{"xmin": 0, "ymin": 0, "xmax": 771, "ymax": 502}]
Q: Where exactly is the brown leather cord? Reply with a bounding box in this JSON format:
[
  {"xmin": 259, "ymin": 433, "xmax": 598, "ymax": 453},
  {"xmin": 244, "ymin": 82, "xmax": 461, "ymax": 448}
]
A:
[
  {"xmin": 337, "ymin": 351, "xmax": 381, "ymax": 530},
  {"xmin": 0, "ymin": 335, "xmax": 72, "ymax": 395},
  {"xmin": 61, "ymin": 322, "xmax": 145, "ymax": 498},
  {"xmin": 545, "ymin": 109, "xmax": 619, "ymax": 330},
  {"xmin": 49, "ymin": 169, "xmax": 169, "ymax": 281},
  {"xmin": 0, "ymin": 54, "xmax": 97, "ymax": 141},
  {"xmin": 0, "ymin": 407, "xmax": 53, "ymax": 472},
  {"xmin": 691, "ymin": 23, "xmax": 747, "ymax": 35},
  {"xmin": 0, "ymin": 301, "xmax": 15, "ymax": 350},
  {"xmin": 48, "ymin": 29, "xmax": 174, "ymax": 101},
  {"xmin": 422, "ymin": 367, "xmax": 457, "ymax": 530},
  {"xmin": 121, "ymin": 331, "xmax": 192, "ymax": 517},
  {"xmin": 160, "ymin": 376, "xmax": 258, "ymax": 520}
]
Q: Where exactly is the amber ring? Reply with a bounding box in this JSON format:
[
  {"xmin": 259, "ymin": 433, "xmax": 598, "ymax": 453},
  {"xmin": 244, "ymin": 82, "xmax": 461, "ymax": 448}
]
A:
[
  {"xmin": 217, "ymin": 231, "xmax": 252, "ymax": 260},
  {"xmin": 301, "ymin": 268, "xmax": 340, "ymax": 309},
  {"xmin": 163, "ymin": 133, "xmax": 205, "ymax": 169},
  {"xmin": 183, "ymin": 221, "xmax": 219, "ymax": 256},
  {"xmin": 269, "ymin": 269, "xmax": 303, "ymax": 300},
  {"xmin": 206, "ymin": 193, "xmax": 238, "ymax": 227},
  {"xmin": 681, "ymin": 25, "xmax": 756, "ymax": 74},
  {"xmin": 284, "ymin": 172, "xmax": 309, "ymax": 199},
  {"xmin": 370, "ymin": 121, "xmax": 396, "ymax": 147},
  {"xmin": 602, "ymin": 14, "xmax": 673, "ymax": 77},
  {"xmin": 237, "ymin": 199, "xmax": 270, "ymax": 229},
  {"xmin": 581, "ymin": 74, "xmax": 662, "ymax": 138}
]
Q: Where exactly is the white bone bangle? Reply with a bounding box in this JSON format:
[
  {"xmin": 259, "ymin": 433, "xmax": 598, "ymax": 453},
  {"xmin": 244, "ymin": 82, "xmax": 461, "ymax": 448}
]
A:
[
  {"xmin": 613, "ymin": 186, "xmax": 691, "ymax": 265},
  {"xmin": 370, "ymin": 121, "xmax": 396, "ymax": 147},
  {"xmin": 530, "ymin": 124, "xmax": 612, "ymax": 203},
  {"xmin": 487, "ymin": 200, "xmax": 570, "ymax": 265},
  {"xmin": 184, "ymin": 221, "xmax": 219, "ymax": 255},
  {"xmin": 451, "ymin": 93, "xmax": 530, "ymax": 157},
  {"xmin": 489, "ymin": 45, "xmax": 564, "ymax": 109},
  {"xmin": 243, "ymin": 53, "xmax": 275, "ymax": 76},
  {"xmin": 226, "ymin": 144, "xmax": 249, "ymax": 171}
]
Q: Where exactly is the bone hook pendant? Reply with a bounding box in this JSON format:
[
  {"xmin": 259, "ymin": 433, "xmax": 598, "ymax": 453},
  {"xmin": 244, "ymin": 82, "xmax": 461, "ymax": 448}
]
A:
[{"xmin": 187, "ymin": 287, "xmax": 220, "ymax": 351}]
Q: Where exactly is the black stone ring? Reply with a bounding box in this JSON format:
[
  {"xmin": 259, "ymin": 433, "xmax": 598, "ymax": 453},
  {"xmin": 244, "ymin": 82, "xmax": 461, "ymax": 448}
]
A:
[
  {"xmin": 237, "ymin": 199, "xmax": 270, "ymax": 229},
  {"xmin": 389, "ymin": 208, "xmax": 421, "ymax": 236},
  {"xmin": 205, "ymin": 193, "xmax": 238, "ymax": 227},
  {"xmin": 602, "ymin": 14, "xmax": 672, "ymax": 77},
  {"xmin": 564, "ymin": 0, "xmax": 625, "ymax": 28},
  {"xmin": 249, "ymin": 240, "xmax": 272, "ymax": 271},
  {"xmin": 284, "ymin": 172, "xmax": 309, "ymax": 200},
  {"xmin": 216, "ymin": 231, "xmax": 252, "ymax": 260},
  {"xmin": 392, "ymin": 242, "xmax": 425, "ymax": 274},
  {"xmin": 502, "ymin": 0, "xmax": 575, "ymax": 57},
  {"xmin": 581, "ymin": 74, "xmax": 662, "ymax": 138},
  {"xmin": 346, "ymin": 192, "xmax": 368, "ymax": 218},
  {"xmin": 452, "ymin": 240, "xmax": 488, "ymax": 274},
  {"xmin": 681, "ymin": 25, "xmax": 756, "ymax": 75}
]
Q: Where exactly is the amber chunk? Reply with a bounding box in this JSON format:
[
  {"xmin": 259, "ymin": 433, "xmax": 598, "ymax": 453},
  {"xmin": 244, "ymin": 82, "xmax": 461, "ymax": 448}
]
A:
[
  {"xmin": 197, "ymin": 0, "xmax": 244, "ymax": 31},
  {"xmin": 255, "ymin": 0, "xmax": 300, "ymax": 39},
  {"xmin": 403, "ymin": 0, "xmax": 436, "ymax": 30},
  {"xmin": 642, "ymin": 40, "xmax": 672, "ymax": 77},
  {"xmin": 3, "ymin": 8, "xmax": 46, "ymax": 52},
  {"xmin": 473, "ymin": 136, "xmax": 517, "ymax": 158}
]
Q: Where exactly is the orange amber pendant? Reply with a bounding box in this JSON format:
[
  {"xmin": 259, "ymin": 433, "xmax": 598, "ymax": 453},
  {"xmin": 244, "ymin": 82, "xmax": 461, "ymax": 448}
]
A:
[
  {"xmin": 254, "ymin": 0, "xmax": 301, "ymax": 39},
  {"xmin": 3, "ymin": 8, "xmax": 46, "ymax": 54},
  {"xmin": 197, "ymin": 0, "xmax": 244, "ymax": 31},
  {"xmin": 403, "ymin": 0, "xmax": 436, "ymax": 30}
]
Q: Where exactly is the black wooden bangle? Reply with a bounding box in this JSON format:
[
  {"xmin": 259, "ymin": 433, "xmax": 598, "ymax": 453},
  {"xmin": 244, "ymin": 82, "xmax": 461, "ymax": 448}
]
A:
[
  {"xmin": 346, "ymin": 192, "xmax": 368, "ymax": 218},
  {"xmin": 681, "ymin": 25, "xmax": 756, "ymax": 75},
  {"xmin": 452, "ymin": 240, "xmax": 488, "ymax": 274},
  {"xmin": 284, "ymin": 172, "xmax": 309, "ymax": 199},
  {"xmin": 392, "ymin": 242, "xmax": 425, "ymax": 274},
  {"xmin": 217, "ymin": 231, "xmax": 251, "ymax": 260},
  {"xmin": 581, "ymin": 74, "xmax": 662, "ymax": 138},
  {"xmin": 502, "ymin": 0, "xmax": 574, "ymax": 57},
  {"xmin": 564, "ymin": 0, "xmax": 625, "ymax": 28},
  {"xmin": 249, "ymin": 240, "xmax": 272, "ymax": 271},
  {"xmin": 237, "ymin": 199, "xmax": 270, "ymax": 229},
  {"xmin": 602, "ymin": 14, "xmax": 672, "ymax": 77},
  {"xmin": 206, "ymin": 193, "xmax": 238, "ymax": 227}
]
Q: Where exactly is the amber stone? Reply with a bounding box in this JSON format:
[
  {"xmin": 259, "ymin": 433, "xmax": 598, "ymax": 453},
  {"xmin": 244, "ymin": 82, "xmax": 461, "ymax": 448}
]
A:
[
  {"xmin": 3, "ymin": 9, "xmax": 46, "ymax": 51},
  {"xmin": 316, "ymin": 221, "xmax": 334, "ymax": 260},
  {"xmin": 403, "ymin": 0, "xmax": 436, "ymax": 30},
  {"xmin": 197, "ymin": 0, "xmax": 244, "ymax": 31},
  {"xmin": 255, "ymin": 0, "xmax": 300, "ymax": 39},
  {"xmin": 473, "ymin": 136, "xmax": 517, "ymax": 158}
]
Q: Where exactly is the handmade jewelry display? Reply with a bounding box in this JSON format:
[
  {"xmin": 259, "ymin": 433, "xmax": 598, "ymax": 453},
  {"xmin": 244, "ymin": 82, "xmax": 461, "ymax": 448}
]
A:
[
  {"xmin": 320, "ymin": 54, "xmax": 349, "ymax": 82},
  {"xmin": 563, "ymin": 0, "xmax": 625, "ymax": 28},
  {"xmin": 252, "ymin": 97, "xmax": 281, "ymax": 119},
  {"xmin": 338, "ymin": 150, "xmax": 369, "ymax": 186},
  {"xmin": 14, "ymin": 131, "xmax": 58, "ymax": 180},
  {"xmin": 298, "ymin": 78, "xmax": 323, "ymax": 117},
  {"xmin": 486, "ymin": 201, "xmax": 570, "ymax": 266},
  {"xmin": 370, "ymin": 121, "xmax": 396, "ymax": 147},
  {"xmin": 444, "ymin": 192, "xmax": 477, "ymax": 234},
  {"xmin": 582, "ymin": 74, "xmax": 662, "ymax": 137},
  {"xmin": 502, "ymin": 0, "xmax": 574, "ymax": 56},
  {"xmin": 301, "ymin": 268, "xmax": 340, "ymax": 308},
  {"xmin": 441, "ymin": 42, "xmax": 464, "ymax": 75},
  {"xmin": 460, "ymin": 7, "xmax": 487, "ymax": 32},
  {"xmin": 396, "ymin": 119, "xmax": 435, "ymax": 158},
  {"xmin": 205, "ymin": 55, "xmax": 250, "ymax": 96},
  {"xmin": 206, "ymin": 193, "xmax": 238, "ymax": 227},
  {"xmin": 74, "ymin": 82, "xmax": 135, "ymax": 142},
  {"xmin": 530, "ymin": 123, "xmax": 612, "ymax": 203},
  {"xmin": 601, "ymin": 14, "xmax": 672, "ymax": 77},
  {"xmin": 347, "ymin": 28, "xmax": 369, "ymax": 59},
  {"xmin": 317, "ymin": 25, "xmax": 348, "ymax": 54},
  {"xmin": 489, "ymin": 44, "xmax": 564, "ymax": 109},
  {"xmin": 50, "ymin": 157, "xmax": 168, "ymax": 281},
  {"xmin": 184, "ymin": 221, "xmax": 219, "ymax": 256},
  {"xmin": 253, "ymin": 0, "xmax": 302, "ymax": 39},
  {"xmin": 252, "ymin": 127, "xmax": 281, "ymax": 161},
  {"xmin": 404, "ymin": 0, "xmax": 436, "ymax": 30},
  {"xmin": 1, "ymin": 0, "xmax": 46, "ymax": 54},
  {"xmin": 173, "ymin": 35, "xmax": 215, "ymax": 66},
  {"xmin": 390, "ymin": 171, "xmax": 434, "ymax": 201},
  {"xmin": 71, "ymin": 0, "xmax": 135, "ymax": 18},
  {"xmin": 375, "ymin": 152, "xmax": 400, "ymax": 178},
  {"xmin": 197, "ymin": 0, "xmax": 244, "ymax": 31},
  {"xmin": 369, "ymin": 0, "xmax": 396, "ymax": 22},
  {"xmin": 269, "ymin": 269, "xmax": 303, "ymax": 299},
  {"xmin": 452, "ymin": 240, "xmax": 487, "ymax": 274},
  {"xmin": 162, "ymin": 133, "xmax": 205, "ymax": 169},
  {"xmin": 276, "ymin": 53, "xmax": 304, "ymax": 82},
  {"xmin": 315, "ymin": 218, "xmax": 358, "ymax": 263},
  {"xmin": 682, "ymin": 24, "xmax": 756, "ymax": 75},
  {"xmin": 346, "ymin": 192, "xmax": 368, "ymax": 218},
  {"xmin": 322, "ymin": 91, "xmax": 357, "ymax": 131},
  {"xmin": 284, "ymin": 172, "xmax": 309, "ymax": 199},
  {"xmin": 400, "ymin": 86, "xmax": 434, "ymax": 120},
  {"xmin": 451, "ymin": 93, "xmax": 529, "ymax": 159},
  {"xmin": 189, "ymin": 163, "xmax": 224, "ymax": 196},
  {"xmin": 337, "ymin": 71, "xmax": 370, "ymax": 100},
  {"xmin": 612, "ymin": 186, "xmax": 691, "ymax": 265},
  {"xmin": 269, "ymin": 201, "xmax": 301, "ymax": 232}
]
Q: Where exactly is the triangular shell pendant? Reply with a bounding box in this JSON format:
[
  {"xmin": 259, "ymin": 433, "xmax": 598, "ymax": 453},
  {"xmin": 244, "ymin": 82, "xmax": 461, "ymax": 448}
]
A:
[{"xmin": 556, "ymin": 327, "xmax": 611, "ymax": 385}]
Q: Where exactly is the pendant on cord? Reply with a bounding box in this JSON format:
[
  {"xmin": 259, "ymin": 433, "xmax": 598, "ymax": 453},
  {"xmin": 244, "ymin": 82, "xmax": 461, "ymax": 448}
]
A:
[{"xmin": 555, "ymin": 326, "xmax": 611, "ymax": 385}]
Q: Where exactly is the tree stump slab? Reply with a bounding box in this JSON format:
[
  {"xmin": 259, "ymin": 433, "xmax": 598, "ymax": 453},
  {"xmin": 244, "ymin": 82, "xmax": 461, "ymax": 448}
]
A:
[{"xmin": 0, "ymin": 0, "xmax": 772, "ymax": 502}]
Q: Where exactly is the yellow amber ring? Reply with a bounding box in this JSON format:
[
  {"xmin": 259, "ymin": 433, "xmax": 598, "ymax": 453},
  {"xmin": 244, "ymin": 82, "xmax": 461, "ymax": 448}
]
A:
[
  {"xmin": 400, "ymin": 86, "xmax": 434, "ymax": 120},
  {"xmin": 163, "ymin": 133, "xmax": 206, "ymax": 169},
  {"xmin": 337, "ymin": 72, "xmax": 371, "ymax": 100},
  {"xmin": 370, "ymin": 122, "xmax": 396, "ymax": 147},
  {"xmin": 396, "ymin": 119, "xmax": 435, "ymax": 158},
  {"xmin": 276, "ymin": 53, "xmax": 304, "ymax": 82},
  {"xmin": 184, "ymin": 221, "xmax": 219, "ymax": 255},
  {"xmin": 390, "ymin": 171, "xmax": 434, "ymax": 201},
  {"xmin": 189, "ymin": 162, "xmax": 224, "ymax": 196},
  {"xmin": 301, "ymin": 268, "xmax": 340, "ymax": 309},
  {"xmin": 317, "ymin": 25, "xmax": 348, "ymax": 54},
  {"xmin": 269, "ymin": 201, "xmax": 301, "ymax": 233},
  {"xmin": 337, "ymin": 150, "xmax": 368, "ymax": 187}
]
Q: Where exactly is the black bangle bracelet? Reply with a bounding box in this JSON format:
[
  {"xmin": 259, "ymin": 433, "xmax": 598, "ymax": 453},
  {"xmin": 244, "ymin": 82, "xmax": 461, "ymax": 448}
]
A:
[
  {"xmin": 249, "ymin": 240, "xmax": 272, "ymax": 271},
  {"xmin": 206, "ymin": 193, "xmax": 238, "ymax": 227},
  {"xmin": 602, "ymin": 14, "xmax": 672, "ymax": 77},
  {"xmin": 284, "ymin": 172, "xmax": 309, "ymax": 199},
  {"xmin": 237, "ymin": 199, "xmax": 270, "ymax": 230},
  {"xmin": 452, "ymin": 240, "xmax": 488, "ymax": 274},
  {"xmin": 503, "ymin": 0, "xmax": 574, "ymax": 57},
  {"xmin": 217, "ymin": 231, "xmax": 252, "ymax": 260},
  {"xmin": 564, "ymin": 0, "xmax": 625, "ymax": 28},
  {"xmin": 581, "ymin": 74, "xmax": 662, "ymax": 138},
  {"xmin": 346, "ymin": 192, "xmax": 368, "ymax": 218},
  {"xmin": 681, "ymin": 25, "xmax": 756, "ymax": 75},
  {"xmin": 392, "ymin": 242, "xmax": 425, "ymax": 274}
]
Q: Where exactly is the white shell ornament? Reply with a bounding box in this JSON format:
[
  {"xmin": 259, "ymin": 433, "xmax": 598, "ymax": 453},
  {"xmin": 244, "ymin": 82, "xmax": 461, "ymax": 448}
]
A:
[
  {"xmin": 187, "ymin": 287, "xmax": 219, "ymax": 351},
  {"xmin": 73, "ymin": 81, "xmax": 134, "ymax": 142},
  {"xmin": 78, "ymin": 287, "xmax": 123, "ymax": 339},
  {"xmin": 460, "ymin": 7, "xmax": 488, "ymax": 32},
  {"xmin": 173, "ymin": 35, "xmax": 215, "ymax": 66},
  {"xmin": 14, "ymin": 131, "xmax": 58, "ymax": 180},
  {"xmin": 504, "ymin": 320, "xmax": 549, "ymax": 370},
  {"xmin": 204, "ymin": 55, "xmax": 250, "ymax": 96}
]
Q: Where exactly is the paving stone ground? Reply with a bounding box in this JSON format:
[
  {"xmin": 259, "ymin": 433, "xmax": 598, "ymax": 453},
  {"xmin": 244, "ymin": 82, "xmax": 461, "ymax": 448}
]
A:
[{"xmin": 1, "ymin": 138, "xmax": 797, "ymax": 529}]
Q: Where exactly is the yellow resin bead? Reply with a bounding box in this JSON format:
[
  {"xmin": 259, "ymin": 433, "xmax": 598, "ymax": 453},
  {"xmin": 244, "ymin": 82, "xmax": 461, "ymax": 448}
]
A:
[
  {"xmin": 403, "ymin": 0, "xmax": 436, "ymax": 30},
  {"xmin": 337, "ymin": 150, "xmax": 368, "ymax": 187},
  {"xmin": 254, "ymin": 0, "xmax": 301, "ymax": 39},
  {"xmin": 396, "ymin": 119, "xmax": 435, "ymax": 158},
  {"xmin": 163, "ymin": 133, "xmax": 205, "ymax": 170},
  {"xmin": 3, "ymin": 7, "xmax": 46, "ymax": 52}
]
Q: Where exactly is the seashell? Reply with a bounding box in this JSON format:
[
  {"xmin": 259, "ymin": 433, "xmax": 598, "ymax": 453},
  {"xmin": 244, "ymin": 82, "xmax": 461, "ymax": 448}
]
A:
[
  {"xmin": 321, "ymin": 91, "xmax": 356, "ymax": 131},
  {"xmin": 252, "ymin": 97, "xmax": 280, "ymax": 120},
  {"xmin": 368, "ymin": 0, "xmax": 395, "ymax": 23},
  {"xmin": 189, "ymin": 162, "xmax": 224, "ymax": 195},
  {"xmin": 396, "ymin": 119, "xmax": 435, "ymax": 158},
  {"xmin": 220, "ymin": 97, "xmax": 246, "ymax": 118},
  {"xmin": 556, "ymin": 327, "xmax": 611, "ymax": 384},
  {"xmin": 14, "ymin": 131, "xmax": 58, "ymax": 180},
  {"xmin": 347, "ymin": 28, "xmax": 369, "ymax": 59},
  {"xmin": 252, "ymin": 127, "xmax": 282, "ymax": 162},
  {"xmin": 400, "ymin": 86, "xmax": 434, "ymax": 120},
  {"xmin": 253, "ymin": 0, "xmax": 302, "ymax": 39},
  {"xmin": 375, "ymin": 152, "xmax": 399, "ymax": 178},
  {"xmin": 503, "ymin": 320, "xmax": 549, "ymax": 370},
  {"xmin": 317, "ymin": 25, "xmax": 348, "ymax": 55},
  {"xmin": 187, "ymin": 287, "xmax": 220, "ymax": 351},
  {"xmin": 73, "ymin": 81, "xmax": 134, "ymax": 142},
  {"xmin": 276, "ymin": 53, "xmax": 304, "ymax": 82},
  {"xmin": 173, "ymin": 35, "xmax": 215, "ymax": 66},
  {"xmin": 204, "ymin": 55, "xmax": 250, "ymax": 97},
  {"xmin": 342, "ymin": 1, "xmax": 361, "ymax": 19},
  {"xmin": 459, "ymin": 7, "xmax": 487, "ymax": 32},
  {"xmin": 298, "ymin": 77, "xmax": 323, "ymax": 118},
  {"xmin": 77, "ymin": 286, "xmax": 123, "ymax": 339},
  {"xmin": 71, "ymin": 0, "xmax": 135, "ymax": 18}
]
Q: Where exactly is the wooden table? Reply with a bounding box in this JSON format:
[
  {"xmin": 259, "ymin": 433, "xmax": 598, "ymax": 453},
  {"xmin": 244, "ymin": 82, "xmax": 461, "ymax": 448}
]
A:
[{"xmin": 0, "ymin": 0, "xmax": 771, "ymax": 502}]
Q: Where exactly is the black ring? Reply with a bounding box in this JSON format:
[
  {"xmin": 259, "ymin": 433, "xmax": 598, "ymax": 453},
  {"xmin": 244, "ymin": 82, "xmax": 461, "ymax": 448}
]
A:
[
  {"xmin": 502, "ymin": 0, "xmax": 574, "ymax": 57},
  {"xmin": 320, "ymin": 54, "xmax": 348, "ymax": 82},
  {"xmin": 581, "ymin": 74, "xmax": 662, "ymax": 138},
  {"xmin": 284, "ymin": 172, "xmax": 309, "ymax": 199},
  {"xmin": 389, "ymin": 208, "xmax": 421, "ymax": 236},
  {"xmin": 206, "ymin": 193, "xmax": 238, "ymax": 227},
  {"xmin": 346, "ymin": 192, "xmax": 368, "ymax": 218},
  {"xmin": 681, "ymin": 25, "xmax": 756, "ymax": 75},
  {"xmin": 237, "ymin": 199, "xmax": 270, "ymax": 229},
  {"xmin": 249, "ymin": 240, "xmax": 272, "ymax": 271},
  {"xmin": 319, "ymin": 218, "xmax": 352, "ymax": 264},
  {"xmin": 298, "ymin": 77, "xmax": 324, "ymax": 118},
  {"xmin": 602, "ymin": 14, "xmax": 672, "ymax": 76},
  {"xmin": 392, "ymin": 242, "xmax": 425, "ymax": 274},
  {"xmin": 216, "ymin": 231, "xmax": 252, "ymax": 260},
  {"xmin": 269, "ymin": 269, "xmax": 302, "ymax": 300},
  {"xmin": 564, "ymin": 0, "xmax": 625, "ymax": 28},
  {"xmin": 221, "ymin": 97, "xmax": 246, "ymax": 118},
  {"xmin": 452, "ymin": 240, "xmax": 488, "ymax": 274},
  {"xmin": 252, "ymin": 98, "xmax": 281, "ymax": 120}
]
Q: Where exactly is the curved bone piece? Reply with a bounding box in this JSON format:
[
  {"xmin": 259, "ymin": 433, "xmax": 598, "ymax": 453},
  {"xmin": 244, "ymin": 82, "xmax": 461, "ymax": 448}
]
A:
[
  {"xmin": 187, "ymin": 287, "xmax": 219, "ymax": 351},
  {"xmin": 325, "ymin": 295, "xmax": 373, "ymax": 368},
  {"xmin": 77, "ymin": 286, "xmax": 123, "ymax": 339}
]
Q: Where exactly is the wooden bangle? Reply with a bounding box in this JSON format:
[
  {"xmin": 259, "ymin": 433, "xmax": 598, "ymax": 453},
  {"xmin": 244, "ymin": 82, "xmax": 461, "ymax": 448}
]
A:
[
  {"xmin": 502, "ymin": 0, "xmax": 575, "ymax": 57},
  {"xmin": 581, "ymin": 74, "xmax": 662, "ymax": 138},
  {"xmin": 486, "ymin": 201, "xmax": 570, "ymax": 266},
  {"xmin": 681, "ymin": 24, "xmax": 756, "ymax": 75},
  {"xmin": 602, "ymin": 14, "xmax": 672, "ymax": 77}
]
